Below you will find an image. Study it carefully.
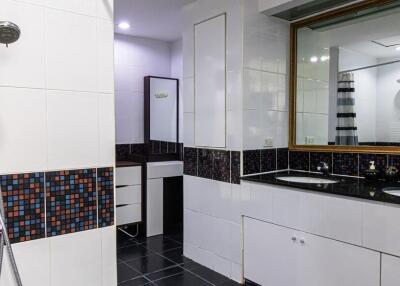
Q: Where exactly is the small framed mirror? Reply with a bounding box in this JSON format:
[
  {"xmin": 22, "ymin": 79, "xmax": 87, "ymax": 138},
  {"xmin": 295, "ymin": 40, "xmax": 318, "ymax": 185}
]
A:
[
  {"xmin": 144, "ymin": 76, "xmax": 180, "ymax": 161},
  {"xmin": 289, "ymin": 0, "xmax": 400, "ymax": 153}
]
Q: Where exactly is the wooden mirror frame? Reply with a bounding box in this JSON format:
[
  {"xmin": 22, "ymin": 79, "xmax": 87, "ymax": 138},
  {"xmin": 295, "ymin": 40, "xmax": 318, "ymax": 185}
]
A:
[{"xmin": 289, "ymin": 0, "xmax": 399, "ymax": 154}]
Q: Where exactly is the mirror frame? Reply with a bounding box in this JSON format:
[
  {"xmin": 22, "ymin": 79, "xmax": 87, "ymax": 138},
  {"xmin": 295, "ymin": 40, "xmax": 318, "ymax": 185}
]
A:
[{"xmin": 289, "ymin": 0, "xmax": 399, "ymax": 154}]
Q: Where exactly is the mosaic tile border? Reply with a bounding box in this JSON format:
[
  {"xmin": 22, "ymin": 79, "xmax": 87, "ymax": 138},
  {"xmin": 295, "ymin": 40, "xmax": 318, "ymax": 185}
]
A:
[
  {"xmin": 0, "ymin": 167, "xmax": 114, "ymax": 244},
  {"xmin": 0, "ymin": 173, "xmax": 45, "ymax": 244}
]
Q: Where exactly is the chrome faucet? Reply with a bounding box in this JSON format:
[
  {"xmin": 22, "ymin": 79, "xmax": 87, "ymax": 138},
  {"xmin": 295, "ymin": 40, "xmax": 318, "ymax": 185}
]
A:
[{"xmin": 317, "ymin": 162, "xmax": 330, "ymax": 176}]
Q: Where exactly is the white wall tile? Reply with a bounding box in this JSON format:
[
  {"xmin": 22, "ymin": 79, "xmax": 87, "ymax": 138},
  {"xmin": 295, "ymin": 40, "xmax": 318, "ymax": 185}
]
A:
[
  {"xmin": 101, "ymin": 226, "xmax": 117, "ymax": 286},
  {"xmin": 50, "ymin": 230, "xmax": 102, "ymax": 286},
  {"xmin": 0, "ymin": 238, "xmax": 51, "ymax": 286},
  {"xmin": 0, "ymin": 0, "xmax": 46, "ymax": 89},
  {"xmin": 45, "ymin": 8, "xmax": 97, "ymax": 92},
  {"xmin": 115, "ymin": 91, "xmax": 143, "ymax": 144},
  {"xmin": 183, "ymin": 77, "xmax": 194, "ymax": 113},
  {"xmin": 96, "ymin": 19, "xmax": 114, "ymax": 94},
  {"xmin": 21, "ymin": 0, "xmax": 97, "ymax": 17},
  {"xmin": 0, "ymin": 87, "xmax": 47, "ymax": 174},
  {"xmin": 98, "ymin": 93, "xmax": 115, "ymax": 166},
  {"xmin": 97, "ymin": 0, "xmax": 113, "ymax": 21},
  {"xmin": 183, "ymin": 112, "xmax": 194, "ymax": 147},
  {"xmin": 47, "ymin": 90, "xmax": 99, "ymax": 169}
]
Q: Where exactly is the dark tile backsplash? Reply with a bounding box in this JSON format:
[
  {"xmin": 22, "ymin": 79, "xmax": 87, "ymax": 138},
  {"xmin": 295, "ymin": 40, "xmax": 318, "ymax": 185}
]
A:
[
  {"xmin": 198, "ymin": 149, "xmax": 214, "ymax": 179},
  {"xmin": 332, "ymin": 153, "xmax": 359, "ymax": 176},
  {"xmin": 116, "ymin": 142, "xmax": 183, "ymax": 161},
  {"xmin": 183, "ymin": 147, "xmax": 198, "ymax": 176},
  {"xmin": 359, "ymin": 153, "xmax": 387, "ymax": 174},
  {"xmin": 213, "ymin": 150, "xmax": 231, "ymax": 183},
  {"xmin": 310, "ymin": 152, "xmax": 332, "ymax": 172},
  {"xmin": 261, "ymin": 149, "xmax": 277, "ymax": 172},
  {"xmin": 231, "ymin": 151, "xmax": 241, "ymax": 184},
  {"xmin": 277, "ymin": 148, "xmax": 289, "ymax": 170},
  {"xmin": 243, "ymin": 150, "xmax": 260, "ymax": 175},
  {"xmin": 289, "ymin": 151, "xmax": 310, "ymax": 171},
  {"xmin": 184, "ymin": 147, "xmax": 240, "ymax": 184}
]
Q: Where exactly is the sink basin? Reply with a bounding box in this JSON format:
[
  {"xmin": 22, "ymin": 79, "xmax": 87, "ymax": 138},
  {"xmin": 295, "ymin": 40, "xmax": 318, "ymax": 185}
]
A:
[
  {"xmin": 383, "ymin": 188, "xmax": 400, "ymax": 197},
  {"xmin": 277, "ymin": 176, "xmax": 338, "ymax": 184}
]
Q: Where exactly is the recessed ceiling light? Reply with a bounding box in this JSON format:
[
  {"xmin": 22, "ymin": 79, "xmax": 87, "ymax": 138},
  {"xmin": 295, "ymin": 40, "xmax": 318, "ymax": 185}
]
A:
[
  {"xmin": 310, "ymin": 56, "xmax": 318, "ymax": 63},
  {"xmin": 320, "ymin": 55, "xmax": 330, "ymax": 62},
  {"xmin": 118, "ymin": 22, "xmax": 130, "ymax": 30},
  {"xmin": 396, "ymin": 46, "xmax": 400, "ymax": 51}
]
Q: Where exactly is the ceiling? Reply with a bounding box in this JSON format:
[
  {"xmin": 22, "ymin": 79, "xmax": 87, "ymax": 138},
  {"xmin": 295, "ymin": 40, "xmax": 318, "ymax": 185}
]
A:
[{"xmin": 114, "ymin": 0, "xmax": 196, "ymax": 42}]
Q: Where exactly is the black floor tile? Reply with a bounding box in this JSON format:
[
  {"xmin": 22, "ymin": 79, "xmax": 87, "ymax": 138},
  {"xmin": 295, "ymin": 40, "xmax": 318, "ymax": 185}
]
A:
[
  {"xmin": 221, "ymin": 280, "xmax": 242, "ymax": 286},
  {"xmin": 145, "ymin": 265, "xmax": 184, "ymax": 281},
  {"xmin": 160, "ymin": 248, "xmax": 192, "ymax": 265},
  {"xmin": 140, "ymin": 235, "xmax": 182, "ymax": 253},
  {"xmin": 189, "ymin": 265, "xmax": 230, "ymax": 285},
  {"xmin": 165, "ymin": 233, "xmax": 183, "ymax": 244},
  {"xmin": 180, "ymin": 260, "xmax": 203, "ymax": 271},
  {"xmin": 154, "ymin": 271, "xmax": 212, "ymax": 286},
  {"xmin": 119, "ymin": 276, "xmax": 153, "ymax": 286},
  {"xmin": 126, "ymin": 254, "xmax": 175, "ymax": 275},
  {"xmin": 118, "ymin": 263, "xmax": 141, "ymax": 283},
  {"xmin": 118, "ymin": 244, "xmax": 153, "ymax": 262}
]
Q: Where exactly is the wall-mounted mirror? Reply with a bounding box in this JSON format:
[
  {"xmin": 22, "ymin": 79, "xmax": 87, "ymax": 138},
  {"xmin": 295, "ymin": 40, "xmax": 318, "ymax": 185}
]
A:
[
  {"xmin": 290, "ymin": 0, "xmax": 400, "ymax": 153},
  {"xmin": 144, "ymin": 76, "xmax": 180, "ymax": 161}
]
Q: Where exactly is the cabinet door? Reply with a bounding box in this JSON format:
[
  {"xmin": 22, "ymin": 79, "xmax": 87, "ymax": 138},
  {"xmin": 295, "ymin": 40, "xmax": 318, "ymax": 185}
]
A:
[
  {"xmin": 244, "ymin": 217, "xmax": 300, "ymax": 286},
  {"xmin": 298, "ymin": 231, "xmax": 380, "ymax": 286},
  {"xmin": 382, "ymin": 254, "xmax": 400, "ymax": 286}
]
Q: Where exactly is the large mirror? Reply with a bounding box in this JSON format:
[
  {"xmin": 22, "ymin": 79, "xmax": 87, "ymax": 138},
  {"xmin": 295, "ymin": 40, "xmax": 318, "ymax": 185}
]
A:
[{"xmin": 290, "ymin": 0, "xmax": 400, "ymax": 152}]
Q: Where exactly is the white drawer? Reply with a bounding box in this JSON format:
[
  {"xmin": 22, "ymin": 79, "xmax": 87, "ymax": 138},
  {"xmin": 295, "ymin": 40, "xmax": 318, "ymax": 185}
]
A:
[
  {"xmin": 116, "ymin": 166, "xmax": 141, "ymax": 186},
  {"xmin": 116, "ymin": 204, "xmax": 141, "ymax": 226},
  {"xmin": 116, "ymin": 185, "xmax": 141, "ymax": 205}
]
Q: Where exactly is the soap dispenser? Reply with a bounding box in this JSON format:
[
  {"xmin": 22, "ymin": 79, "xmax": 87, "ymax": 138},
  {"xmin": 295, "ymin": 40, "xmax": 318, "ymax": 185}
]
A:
[{"xmin": 363, "ymin": 161, "xmax": 380, "ymax": 182}]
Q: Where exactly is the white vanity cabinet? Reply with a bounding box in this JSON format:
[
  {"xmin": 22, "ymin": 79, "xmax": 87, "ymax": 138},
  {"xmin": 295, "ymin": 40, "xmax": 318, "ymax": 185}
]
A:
[
  {"xmin": 116, "ymin": 166, "xmax": 142, "ymax": 226},
  {"xmin": 244, "ymin": 217, "xmax": 380, "ymax": 286},
  {"xmin": 381, "ymin": 254, "xmax": 400, "ymax": 286}
]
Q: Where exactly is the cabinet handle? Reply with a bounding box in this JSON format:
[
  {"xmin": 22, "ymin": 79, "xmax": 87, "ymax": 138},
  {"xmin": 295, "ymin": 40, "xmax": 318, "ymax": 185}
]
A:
[
  {"xmin": 300, "ymin": 238, "xmax": 305, "ymax": 244},
  {"xmin": 291, "ymin": 236, "xmax": 297, "ymax": 242}
]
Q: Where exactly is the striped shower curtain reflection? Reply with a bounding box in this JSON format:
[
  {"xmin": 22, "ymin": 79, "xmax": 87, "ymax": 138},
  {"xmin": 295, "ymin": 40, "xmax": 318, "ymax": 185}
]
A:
[{"xmin": 335, "ymin": 72, "xmax": 358, "ymax": 146}]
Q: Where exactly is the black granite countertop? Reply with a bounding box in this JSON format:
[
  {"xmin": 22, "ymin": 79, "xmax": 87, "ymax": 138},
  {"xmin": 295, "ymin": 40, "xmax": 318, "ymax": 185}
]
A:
[
  {"xmin": 241, "ymin": 170, "xmax": 400, "ymax": 205},
  {"xmin": 116, "ymin": 160, "xmax": 142, "ymax": 168}
]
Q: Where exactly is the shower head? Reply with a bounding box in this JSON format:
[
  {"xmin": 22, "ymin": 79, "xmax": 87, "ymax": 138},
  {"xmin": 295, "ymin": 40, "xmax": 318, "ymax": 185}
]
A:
[{"xmin": 0, "ymin": 21, "xmax": 20, "ymax": 47}]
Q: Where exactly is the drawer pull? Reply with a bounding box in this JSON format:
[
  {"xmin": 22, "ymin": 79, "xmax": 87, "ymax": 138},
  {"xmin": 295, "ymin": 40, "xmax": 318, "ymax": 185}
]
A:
[
  {"xmin": 116, "ymin": 204, "xmax": 129, "ymax": 208},
  {"xmin": 116, "ymin": 185, "xmax": 129, "ymax": 188}
]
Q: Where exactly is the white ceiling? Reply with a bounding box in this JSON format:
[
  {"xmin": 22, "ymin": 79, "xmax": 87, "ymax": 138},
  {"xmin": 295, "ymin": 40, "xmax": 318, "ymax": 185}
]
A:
[{"xmin": 114, "ymin": 0, "xmax": 196, "ymax": 42}]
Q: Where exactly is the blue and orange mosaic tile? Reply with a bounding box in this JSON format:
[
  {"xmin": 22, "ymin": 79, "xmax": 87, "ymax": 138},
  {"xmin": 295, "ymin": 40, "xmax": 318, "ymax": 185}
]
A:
[
  {"xmin": 0, "ymin": 173, "xmax": 45, "ymax": 243},
  {"xmin": 97, "ymin": 167, "xmax": 114, "ymax": 228},
  {"xmin": 46, "ymin": 169, "xmax": 97, "ymax": 237}
]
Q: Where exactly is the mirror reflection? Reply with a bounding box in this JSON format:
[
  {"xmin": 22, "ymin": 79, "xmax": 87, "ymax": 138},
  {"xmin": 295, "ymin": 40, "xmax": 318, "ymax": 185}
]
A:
[{"xmin": 295, "ymin": 1, "xmax": 400, "ymax": 147}]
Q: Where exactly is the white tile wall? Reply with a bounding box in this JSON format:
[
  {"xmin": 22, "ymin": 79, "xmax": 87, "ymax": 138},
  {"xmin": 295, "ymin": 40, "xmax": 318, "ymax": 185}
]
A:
[
  {"xmin": 45, "ymin": 9, "xmax": 97, "ymax": 92},
  {"xmin": 0, "ymin": 1, "xmax": 116, "ymax": 285},
  {"xmin": 47, "ymin": 90, "xmax": 99, "ymax": 170},
  {"xmin": 0, "ymin": 87, "xmax": 47, "ymax": 174},
  {"xmin": 242, "ymin": 1, "xmax": 290, "ymax": 150},
  {"xmin": 0, "ymin": 0, "xmax": 115, "ymax": 173}
]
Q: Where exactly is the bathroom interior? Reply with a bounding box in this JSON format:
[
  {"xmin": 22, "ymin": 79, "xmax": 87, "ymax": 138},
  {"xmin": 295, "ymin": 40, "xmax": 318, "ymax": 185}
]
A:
[{"xmin": 2, "ymin": 0, "xmax": 400, "ymax": 285}]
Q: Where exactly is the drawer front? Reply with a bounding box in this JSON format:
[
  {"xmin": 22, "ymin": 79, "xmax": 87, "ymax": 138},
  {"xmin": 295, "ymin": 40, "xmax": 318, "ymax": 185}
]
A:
[
  {"xmin": 116, "ymin": 185, "xmax": 141, "ymax": 205},
  {"xmin": 116, "ymin": 204, "xmax": 141, "ymax": 226},
  {"xmin": 116, "ymin": 166, "xmax": 141, "ymax": 186}
]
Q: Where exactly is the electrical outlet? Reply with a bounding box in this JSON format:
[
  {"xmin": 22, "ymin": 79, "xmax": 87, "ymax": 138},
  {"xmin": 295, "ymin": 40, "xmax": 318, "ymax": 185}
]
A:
[{"xmin": 264, "ymin": 138, "xmax": 274, "ymax": 147}]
